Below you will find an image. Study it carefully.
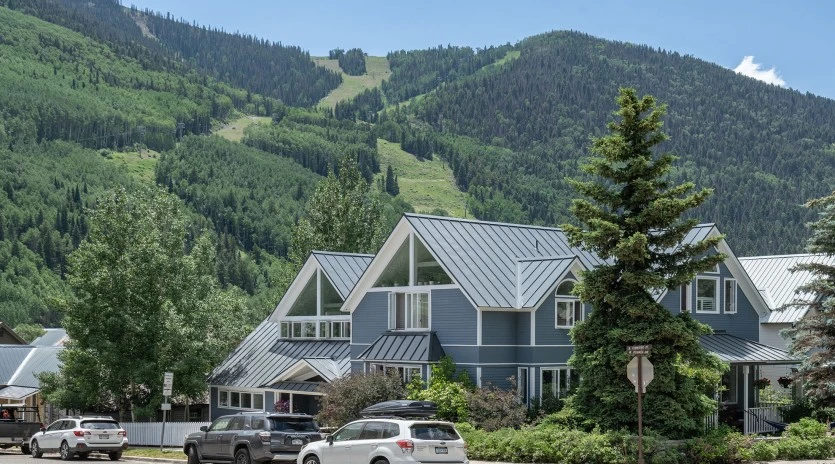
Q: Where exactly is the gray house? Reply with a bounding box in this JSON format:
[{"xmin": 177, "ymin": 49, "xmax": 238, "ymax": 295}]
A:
[
  {"xmin": 212, "ymin": 214, "xmax": 796, "ymax": 434},
  {"xmin": 208, "ymin": 251, "xmax": 372, "ymax": 418}
]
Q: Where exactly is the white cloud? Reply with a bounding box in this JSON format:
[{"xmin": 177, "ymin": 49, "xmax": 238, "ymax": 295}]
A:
[{"xmin": 733, "ymin": 56, "xmax": 786, "ymax": 87}]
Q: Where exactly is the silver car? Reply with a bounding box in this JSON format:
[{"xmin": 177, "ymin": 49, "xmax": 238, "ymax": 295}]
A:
[{"xmin": 29, "ymin": 416, "xmax": 128, "ymax": 461}]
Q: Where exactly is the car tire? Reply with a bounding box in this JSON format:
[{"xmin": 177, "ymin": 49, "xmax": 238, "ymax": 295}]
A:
[
  {"xmin": 21, "ymin": 444, "xmax": 30, "ymax": 455},
  {"xmin": 234, "ymin": 448, "xmax": 250, "ymax": 464},
  {"xmin": 372, "ymin": 459, "xmax": 389, "ymax": 464},
  {"xmin": 187, "ymin": 445, "xmax": 200, "ymax": 464},
  {"xmin": 59, "ymin": 441, "xmax": 74, "ymax": 461},
  {"xmin": 78, "ymin": 452, "xmax": 90, "ymax": 460},
  {"xmin": 108, "ymin": 451, "xmax": 122, "ymax": 461},
  {"xmin": 30, "ymin": 440, "xmax": 42, "ymax": 458},
  {"xmin": 301, "ymin": 455, "xmax": 320, "ymax": 464}
]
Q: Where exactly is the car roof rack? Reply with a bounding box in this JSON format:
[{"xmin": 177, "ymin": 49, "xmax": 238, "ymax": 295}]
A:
[{"xmin": 360, "ymin": 400, "xmax": 438, "ymax": 419}]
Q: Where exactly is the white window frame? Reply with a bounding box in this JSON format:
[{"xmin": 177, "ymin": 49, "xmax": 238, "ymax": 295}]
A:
[
  {"xmin": 518, "ymin": 367, "xmax": 530, "ymax": 406},
  {"xmin": 724, "ymin": 279, "xmax": 737, "ymax": 314},
  {"xmin": 555, "ymin": 280, "xmax": 582, "ymax": 329},
  {"xmin": 539, "ymin": 367, "xmax": 574, "ymax": 402},
  {"xmin": 280, "ymin": 319, "xmax": 351, "ymax": 340},
  {"xmin": 388, "ymin": 292, "xmax": 430, "ymax": 331},
  {"xmin": 695, "ymin": 276, "xmax": 720, "ymax": 314},
  {"xmin": 680, "ymin": 283, "xmax": 692, "ymax": 313},
  {"xmin": 705, "ymin": 263, "xmax": 720, "ymax": 274},
  {"xmin": 217, "ymin": 389, "xmax": 265, "ymax": 411},
  {"xmin": 369, "ymin": 363, "xmax": 422, "ymax": 383}
]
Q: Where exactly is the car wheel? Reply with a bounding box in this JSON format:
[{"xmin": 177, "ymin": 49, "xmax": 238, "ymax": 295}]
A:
[
  {"xmin": 30, "ymin": 440, "xmax": 42, "ymax": 458},
  {"xmin": 108, "ymin": 451, "xmax": 122, "ymax": 461},
  {"xmin": 372, "ymin": 459, "xmax": 389, "ymax": 464},
  {"xmin": 187, "ymin": 446, "xmax": 200, "ymax": 464},
  {"xmin": 78, "ymin": 452, "xmax": 90, "ymax": 460},
  {"xmin": 21, "ymin": 444, "xmax": 30, "ymax": 455},
  {"xmin": 59, "ymin": 441, "xmax": 74, "ymax": 461},
  {"xmin": 234, "ymin": 448, "xmax": 250, "ymax": 464},
  {"xmin": 301, "ymin": 455, "xmax": 320, "ymax": 464}
]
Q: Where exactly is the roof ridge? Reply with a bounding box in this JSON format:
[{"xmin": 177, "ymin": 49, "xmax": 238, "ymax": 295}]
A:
[
  {"xmin": 740, "ymin": 253, "xmax": 830, "ymax": 260},
  {"xmin": 311, "ymin": 250, "xmax": 375, "ymax": 257},
  {"xmin": 516, "ymin": 255, "xmax": 576, "ymax": 262},
  {"xmin": 404, "ymin": 213, "xmax": 565, "ymax": 232}
]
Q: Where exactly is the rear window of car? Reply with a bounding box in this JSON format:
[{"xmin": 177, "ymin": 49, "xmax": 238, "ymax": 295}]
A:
[
  {"xmin": 81, "ymin": 421, "xmax": 120, "ymax": 430},
  {"xmin": 268, "ymin": 417, "xmax": 319, "ymax": 432},
  {"xmin": 409, "ymin": 423, "xmax": 460, "ymax": 440}
]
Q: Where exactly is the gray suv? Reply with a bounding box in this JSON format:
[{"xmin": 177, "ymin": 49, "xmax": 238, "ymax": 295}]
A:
[{"xmin": 184, "ymin": 412, "xmax": 322, "ymax": 464}]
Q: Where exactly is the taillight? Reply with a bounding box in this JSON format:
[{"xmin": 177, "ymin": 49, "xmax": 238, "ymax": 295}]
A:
[
  {"xmin": 258, "ymin": 431, "xmax": 270, "ymax": 444},
  {"xmin": 118, "ymin": 430, "xmax": 127, "ymax": 437},
  {"xmin": 395, "ymin": 439, "xmax": 414, "ymax": 454},
  {"xmin": 73, "ymin": 430, "xmax": 89, "ymax": 437}
]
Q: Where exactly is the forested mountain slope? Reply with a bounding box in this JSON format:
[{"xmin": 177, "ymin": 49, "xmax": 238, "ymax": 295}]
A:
[
  {"xmin": 386, "ymin": 32, "xmax": 835, "ymax": 255},
  {"xmin": 0, "ymin": 0, "xmax": 341, "ymax": 106}
]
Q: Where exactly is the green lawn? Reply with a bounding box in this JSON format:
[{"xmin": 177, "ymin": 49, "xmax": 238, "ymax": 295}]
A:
[
  {"xmin": 377, "ymin": 139, "xmax": 466, "ymax": 217},
  {"xmin": 214, "ymin": 115, "xmax": 272, "ymax": 142},
  {"xmin": 124, "ymin": 448, "xmax": 186, "ymax": 460},
  {"xmin": 106, "ymin": 149, "xmax": 159, "ymax": 182},
  {"xmin": 314, "ymin": 56, "xmax": 391, "ymax": 109}
]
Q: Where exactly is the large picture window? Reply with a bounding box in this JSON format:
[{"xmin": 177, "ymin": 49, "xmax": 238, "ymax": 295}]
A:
[
  {"xmin": 218, "ymin": 389, "xmax": 264, "ymax": 410},
  {"xmin": 555, "ymin": 281, "xmax": 583, "ymax": 328},
  {"xmin": 388, "ymin": 292, "xmax": 429, "ymax": 330},
  {"xmin": 541, "ymin": 367, "xmax": 578, "ymax": 400},
  {"xmin": 696, "ymin": 277, "xmax": 719, "ymax": 313}
]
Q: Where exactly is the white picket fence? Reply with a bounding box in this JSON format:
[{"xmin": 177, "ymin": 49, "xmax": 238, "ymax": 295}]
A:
[{"xmin": 122, "ymin": 422, "xmax": 211, "ymax": 447}]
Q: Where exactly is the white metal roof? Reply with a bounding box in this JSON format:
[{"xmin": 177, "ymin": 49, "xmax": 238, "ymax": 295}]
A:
[{"xmin": 739, "ymin": 253, "xmax": 835, "ymax": 323}]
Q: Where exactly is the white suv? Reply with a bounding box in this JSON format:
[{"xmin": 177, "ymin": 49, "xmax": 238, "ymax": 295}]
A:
[
  {"xmin": 29, "ymin": 416, "xmax": 128, "ymax": 461},
  {"xmin": 297, "ymin": 418, "xmax": 468, "ymax": 464}
]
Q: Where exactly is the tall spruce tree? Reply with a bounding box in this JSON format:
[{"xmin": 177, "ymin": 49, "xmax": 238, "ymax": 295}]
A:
[
  {"xmin": 562, "ymin": 88, "xmax": 725, "ymax": 438},
  {"xmin": 784, "ymin": 192, "xmax": 835, "ymax": 405}
]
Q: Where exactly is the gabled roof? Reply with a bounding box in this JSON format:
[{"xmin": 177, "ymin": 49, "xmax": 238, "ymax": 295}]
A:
[
  {"xmin": 517, "ymin": 256, "xmax": 579, "ymax": 308},
  {"xmin": 0, "ymin": 345, "xmax": 63, "ymax": 388},
  {"xmin": 0, "ymin": 322, "xmax": 27, "ymax": 345},
  {"xmin": 404, "ymin": 214, "xmax": 606, "ymax": 308},
  {"xmin": 358, "ymin": 331, "xmax": 446, "ymax": 362},
  {"xmin": 313, "ymin": 251, "xmax": 374, "ymax": 300},
  {"xmin": 700, "ymin": 333, "xmax": 798, "ymax": 365},
  {"xmin": 0, "ymin": 385, "xmax": 40, "ymax": 400},
  {"xmin": 0, "ymin": 346, "xmax": 32, "ymax": 384},
  {"xmin": 208, "ymin": 320, "xmax": 349, "ymax": 388},
  {"xmin": 739, "ymin": 253, "xmax": 835, "ymax": 324},
  {"xmin": 31, "ymin": 329, "xmax": 69, "ymax": 347}
]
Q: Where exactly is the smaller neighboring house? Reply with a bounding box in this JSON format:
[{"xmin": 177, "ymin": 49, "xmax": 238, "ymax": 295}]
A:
[
  {"xmin": 0, "ymin": 328, "xmax": 66, "ymax": 422},
  {"xmin": 741, "ymin": 253, "xmax": 835, "ymax": 387},
  {"xmin": 0, "ymin": 322, "xmax": 28, "ymax": 345},
  {"xmin": 208, "ymin": 251, "xmax": 373, "ymax": 420}
]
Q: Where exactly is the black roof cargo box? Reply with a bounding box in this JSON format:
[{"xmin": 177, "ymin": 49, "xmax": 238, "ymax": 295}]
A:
[{"xmin": 360, "ymin": 400, "xmax": 437, "ymax": 418}]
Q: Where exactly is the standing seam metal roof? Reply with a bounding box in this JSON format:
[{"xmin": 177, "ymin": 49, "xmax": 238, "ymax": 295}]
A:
[
  {"xmin": 313, "ymin": 252, "xmax": 374, "ymax": 300},
  {"xmin": 0, "ymin": 346, "xmax": 34, "ymax": 384},
  {"xmin": 30, "ymin": 329, "xmax": 68, "ymax": 347},
  {"xmin": 699, "ymin": 334, "xmax": 797, "ymax": 364},
  {"xmin": 207, "ymin": 320, "xmax": 349, "ymax": 388},
  {"xmin": 358, "ymin": 332, "xmax": 445, "ymax": 362},
  {"xmin": 739, "ymin": 254, "xmax": 835, "ymax": 324},
  {"xmin": 518, "ymin": 257, "xmax": 577, "ymax": 308},
  {"xmin": 8, "ymin": 346, "xmax": 63, "ymax": 387}
]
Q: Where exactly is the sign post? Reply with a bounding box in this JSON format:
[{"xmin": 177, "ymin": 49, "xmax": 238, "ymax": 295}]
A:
[
  {"xmin": 161, "ymin": 372, "xmax": 173, "ymax": 451},
  {"xmin": 627, "ymin": 345, "xmax": 653, "ymax": 464}
]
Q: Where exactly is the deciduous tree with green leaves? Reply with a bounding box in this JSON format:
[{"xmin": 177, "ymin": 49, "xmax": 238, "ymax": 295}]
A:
[
  {"xmin": 290, "ymin": 155, "xmax": 386, "ymax": 265},
  {"xmin": 784, "ymin": 192, "xmax": 835, "ymax": 406},
  {"xmin": 41, "ymin": 186, "xmax": 249, "ymax": 420},
  {"xmin": 562, "ymin": 88, "xmax": 726, "ymax": 438}
]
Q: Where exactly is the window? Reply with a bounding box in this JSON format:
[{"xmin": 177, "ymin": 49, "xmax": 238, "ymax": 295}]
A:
[
  {"xmin": 332, "ymin": 422, "xmax": 365, "ymax": 442},
  {"xmin": 680, "ymin": 283, "xmax": 691, "ymax": 313},
  {"xmin": 227, "ymin": 416, "xmax": 245, "ymax": 431},
  {"xmin": 208, "ymin": 417, "xmax": 231, "ymax": 432},
  {"xmin": 722, "ymin": 365, "xmax": 738, "ymax": 403},
  {"xmin": 724, "ymin": 279, "xmax": 737, "ymax": 314},
  {"xmin": 388, "ymin": 292, "xmax": 429, "ymax": 330},
  {"xmin": 555, "ymin": 281, "xmax": 583, "ymax": 328},
  {"xmin": 281, "ymin": 320, "xmax": 350, "ymax": 339},
  {"xmin": 370, "ymin": 363, "xmax": 421, "ymax": 383},
  {"xmin": 251, "ymin": 418, "xmax": 266, "ymax": 430},
  {"xmin": 696, "ymin": 277, "xmax": 719, "ymax": 313},
  {"xmin": 541, "ymin": 367, "xmax": 578, "ymax": 400},
  {"xmin": 218, "ymin": 390, "xmax": 265, "ymax": 410},
  {"xmin": 518, "ymin": 367, "xmax": 530, "ymax": 405}
]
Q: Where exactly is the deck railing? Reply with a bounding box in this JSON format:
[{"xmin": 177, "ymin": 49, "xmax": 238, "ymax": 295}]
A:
[{"xmin": 744, "ymin": 405, "xmax": 783, "ymax": 435}]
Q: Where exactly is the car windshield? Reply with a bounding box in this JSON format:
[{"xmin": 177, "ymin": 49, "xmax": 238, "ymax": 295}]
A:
[
  {"xmin": 409, "ymin": 423, "xmax": 460, "ymax": 440},
  {"xmin": 81, "ymin": 421, "xmax": 120, "ymax": 430},
  {"xmin": 268, "ymin": 417, "xmax": 318, "ymax": 432}
]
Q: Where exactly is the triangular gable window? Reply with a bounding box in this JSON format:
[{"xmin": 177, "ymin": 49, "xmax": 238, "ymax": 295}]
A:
[
  {"xmin": 321, "ymin": 276, "xmax": 343, "ymax": 316},
  {"xmin": 415, "ymin": 237, "xmax": 451, "ymax": 285},
  {"xmin": 374, "ymin": 239, "xmax": 410, "ymax": 287},
  {"xmin": 288, "ymin": 275, "xmax": 317, "ymax": 317}
]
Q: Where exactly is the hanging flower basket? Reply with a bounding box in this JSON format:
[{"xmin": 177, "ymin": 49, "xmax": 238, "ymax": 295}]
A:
[
  {"xmin": 754, "ymin": 378, "xmax": 771, "ymax": 390},
  {"xmin": 777, "ymin": 376, "xmax": 793, "ymax": 388},
  {"xmin": 274, "ymin": 399, "xmax": 290, "ymax": 413}
]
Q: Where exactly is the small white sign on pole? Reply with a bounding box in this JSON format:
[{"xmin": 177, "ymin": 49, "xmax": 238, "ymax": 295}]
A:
[
  {"xmin": 161, "ymin": 403, "xmax": 171, "ymax": 411},
  {"xmin": 163, "ymin": 372, "xmax": 174, "ymax": 397}
]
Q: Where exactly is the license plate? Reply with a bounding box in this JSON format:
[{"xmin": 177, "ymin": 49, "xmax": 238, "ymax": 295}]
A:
[
  {"xmin": 291, "ymin": 439, "xmax": 303, "ymax": 445},
  {"xmin": 99, "ymin": 435, "xmax": 108, "ymax": 439},
  {"xmin": 435, "ymin": 447, "xmax": 448, "ymax": 454}
]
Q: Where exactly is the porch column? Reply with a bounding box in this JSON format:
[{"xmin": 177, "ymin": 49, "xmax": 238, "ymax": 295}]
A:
[{"xmin": 743, "ymin": 365, "xmax": 750, "ymax": 435}]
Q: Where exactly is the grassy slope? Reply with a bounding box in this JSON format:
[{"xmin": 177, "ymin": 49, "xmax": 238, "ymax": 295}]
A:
[
  {"xmin": 214, "ymin": 115, "xmax": 272, "ymax": 142},
  {"xmin": 376, "ymin": 139, "xmax": 466, "ymax": 217},
  {"xmin": 314, "ymin": 56, "xmax": 391, "ymax": 109},
  {"xmin": 106, "ymin": 149, "xmax": 160, "ymax": 181}
]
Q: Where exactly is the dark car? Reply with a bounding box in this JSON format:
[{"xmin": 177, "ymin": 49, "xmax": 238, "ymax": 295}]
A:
[{"xmin": 184, "ymin": 412, "xmax": 322, "ymax": 464}]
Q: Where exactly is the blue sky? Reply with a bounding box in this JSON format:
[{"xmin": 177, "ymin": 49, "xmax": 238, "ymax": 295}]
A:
[{"xmin": 128, "ymin": 0, "xmax": 834, "ymax": 99}]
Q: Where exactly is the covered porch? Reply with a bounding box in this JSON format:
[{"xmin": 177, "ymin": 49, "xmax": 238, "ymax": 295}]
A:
[{"xmin": 700, "ymin": 333, "xmax": 799, "ymax": 435}]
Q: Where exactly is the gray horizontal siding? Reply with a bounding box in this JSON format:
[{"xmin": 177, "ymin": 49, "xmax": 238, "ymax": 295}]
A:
[
  {"xmin": 479, "ymin": 367, "xmax": 517, "ymax": 390},
  {"xmin": 352, "ymin": 292, "xmax": 389, "ymax": 345},
  {"xmin": 516, "ymin": 346, "xmax": 574, "ymax": 365},
  {"xmin": 516, "ymin": 312, "xmax": 531, "ymax": 345},
  {"xmin": 482, "ymin": 312, "xmax": 517, "ymax": 345},
  {"xmin": 431, "ymin": 288, "xmax": 477, "ymax": 345}
]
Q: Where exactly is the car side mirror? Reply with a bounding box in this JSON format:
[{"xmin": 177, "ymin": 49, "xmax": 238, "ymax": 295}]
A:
[
  {"xmin": 199, "ymin": 426, "xmax": 208, "ymax": 432},
  {"xmin": 40, "ymin": 427, "xmax": 46, "ymax": 433},
  {"xmin": 326, "ymin": 435, "xmax": 333, "ymax": 445}
]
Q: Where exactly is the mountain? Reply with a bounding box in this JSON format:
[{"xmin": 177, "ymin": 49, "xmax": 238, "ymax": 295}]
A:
[{"xmin": 356, "ymin": 32, "xmax": 835, "ymax": 255}]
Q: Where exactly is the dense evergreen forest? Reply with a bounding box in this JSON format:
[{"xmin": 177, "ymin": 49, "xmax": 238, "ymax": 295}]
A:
[
  {"xmin": 0, "ymin": 0, "xmax": 342, "ymax": 107},
  {"xmin": 339, "ymin": 48, "xmax": 367, "ymax": 76}
]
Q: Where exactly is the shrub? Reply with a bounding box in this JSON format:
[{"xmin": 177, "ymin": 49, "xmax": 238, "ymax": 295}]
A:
[
  {"xmin": 467, "ymin": 381, "xmax": 527, "ymax": 431},
  {"xmin": 786, "ymin": 417, "xmax": 828, "ymax": 439},
  {"xmin": 682, "ymin": 426, "xmax": 752, "ymax": 464},
  {"xmin": 775, "ymin": 437, "xmax": 835, "ymax": 460},
  {"xmin": 409, "ymin": 378, "xmax": 469, "ymax": 422},
  {"xmin": 315, "ymin": 372, "xmax": 406, "ymax": 427},
  {"xmin": 748, "ymin": 440, "xmax": 778, "ymax": 461}
]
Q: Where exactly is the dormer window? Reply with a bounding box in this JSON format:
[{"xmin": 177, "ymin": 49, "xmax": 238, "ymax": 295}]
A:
[{"xmin": 555, "ymin": 281, "xmax": 583, "ymax": 328}]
